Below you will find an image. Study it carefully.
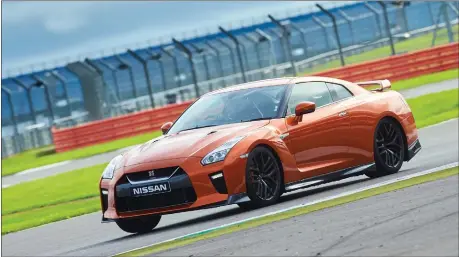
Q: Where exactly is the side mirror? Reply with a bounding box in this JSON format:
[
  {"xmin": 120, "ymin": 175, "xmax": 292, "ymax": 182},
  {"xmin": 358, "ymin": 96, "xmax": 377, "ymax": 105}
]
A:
[
  {"xmin": 295, "ymin": 101, "xmax": 316, "ymax": 122},
  {"xmin": 161, "ymin": 122, "xmax": 173, "ymax": 135}
]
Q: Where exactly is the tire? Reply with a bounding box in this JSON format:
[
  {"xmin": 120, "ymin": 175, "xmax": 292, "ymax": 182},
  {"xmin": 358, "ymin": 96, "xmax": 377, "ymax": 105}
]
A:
[
  {"xmin": 365, "ymin": 118, "xmax": 405, "ymax": 178},
  {"xmin": 116, "ymin": 215, "xmax": 161, "ymax": 234},
  {"xmin": 239, "ymin": 146, "xmax": 283, "ymax": 210}
]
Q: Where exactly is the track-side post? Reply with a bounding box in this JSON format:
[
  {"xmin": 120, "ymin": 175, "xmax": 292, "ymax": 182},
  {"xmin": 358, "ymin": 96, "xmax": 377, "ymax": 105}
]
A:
[
  {"xmin": 172, "ymin": 38, "xmax": 200, "ymax": 98},
  {"xmin": 219, "ymin": 27, "xmax": 247, "ymax": 82},
  {"xmin": 268, "ymin": 14, "xmax": 297, "ymax": 76},
  {"xmin": 377, "ymin": 1, "xmax": 396, "ymax": 56},
  {"xmin": 316, "ymin": 4, "xmax": 345, "ymax": 67},
  {"xmin": 12, "ymin": 78, "xmax": 37, "ymax": 123},
  {"xmin": 126, "ymin": 50, "xmax": 155, "ymax": 109},
  {"xmin": 49, "ymin": 70, "xmax": 72, "ymax": 115}
]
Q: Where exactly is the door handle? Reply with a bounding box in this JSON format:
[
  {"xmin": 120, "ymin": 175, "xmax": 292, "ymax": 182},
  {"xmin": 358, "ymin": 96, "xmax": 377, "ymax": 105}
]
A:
[{"xmin": 338, "ymin": 111, "xmax": 347, "ymax": 117}]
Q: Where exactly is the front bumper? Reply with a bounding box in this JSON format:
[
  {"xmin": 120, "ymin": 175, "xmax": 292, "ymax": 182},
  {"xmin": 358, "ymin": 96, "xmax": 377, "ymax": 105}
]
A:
[{"xmin": 100, "ymin": 156, "xmax": 249, "ymax": 221}]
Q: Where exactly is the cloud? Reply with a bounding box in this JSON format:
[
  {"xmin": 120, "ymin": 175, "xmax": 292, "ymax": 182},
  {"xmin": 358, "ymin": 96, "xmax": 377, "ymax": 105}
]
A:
[{"xmin": 2, "ymin": 1, "xmax": 96, "ymax": 34}]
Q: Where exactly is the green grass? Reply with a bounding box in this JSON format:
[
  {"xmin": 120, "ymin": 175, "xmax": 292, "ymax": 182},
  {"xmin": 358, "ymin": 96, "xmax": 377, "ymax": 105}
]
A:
[
  {"xmin": 1, "ymin": 163, "xmax": 106, "ymax": 215},
  {"xmin": 118, "ymin": 166, "xmax": 459, "ymax": 256},
  {"xmin": 408, "ymin": 88, "xmax": 459, "ymax": 128},
  {"xmin": 301, "ymin": 24, "xmax": 458, "ymax": 75},
  {"xmin": 1, "ymin": 84, "xmax": 458, "ymax": 235},
  {"xmin": 391, "ymin": 69, "xmax": 458, "ymax": 91},
  {"xmin": 2, "ymin": 197, "xmax": 100, "ymax": 235},
  {"xmin": 1, "ymin": 130, "xmax": 162, "ymax": 177}
]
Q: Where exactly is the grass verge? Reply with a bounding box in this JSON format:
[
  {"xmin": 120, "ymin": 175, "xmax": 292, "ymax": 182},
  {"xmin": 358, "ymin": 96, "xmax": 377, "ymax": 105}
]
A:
[
  {"xmin": 391, "ymin": 69, "xmax": 458, "ymax": 91},
  {"xmin": 1, "ymin": 197, "xmax": 99, "ymax": 235},
  {"xmin": 117, "ymin": 166, "xmax": 459, "ymax": 257},
  {"xmin": 1, "ymin": 163, "xmax": 106, "ymax": 215},
  {"xmin": 1, "ymin": 130, "xmax": 162, "ymax": 177},
  {"xmin": 407, "ymin": 88, "xmax": 459, "ymax": 128},
  {"xmin": 1, "ymin": 88, "xmax": 458, "ymax": 234}
]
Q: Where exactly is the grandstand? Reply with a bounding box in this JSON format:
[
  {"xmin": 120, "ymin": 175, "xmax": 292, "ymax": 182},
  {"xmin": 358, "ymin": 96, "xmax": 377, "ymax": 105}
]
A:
[{"xmin": 1, "ymin": 1, "xmax": 458, "ymax": 157}]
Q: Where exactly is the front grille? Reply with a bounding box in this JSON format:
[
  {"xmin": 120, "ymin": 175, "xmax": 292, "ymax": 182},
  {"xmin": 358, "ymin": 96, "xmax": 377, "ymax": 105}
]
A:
[
  {"xmin": 126, "ymin": 166, "xmax": 182, "ymax": 182},
  {"xmin": 115, "ymin": 166, "xmax": 197, "ymax": 213},
  {"xmin": 116, "ymin": 187, "xmax": 197, "ymax": 212}
]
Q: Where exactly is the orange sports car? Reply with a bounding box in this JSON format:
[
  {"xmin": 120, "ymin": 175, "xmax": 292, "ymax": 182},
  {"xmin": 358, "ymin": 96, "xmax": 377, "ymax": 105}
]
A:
[{"xmin": 99, "ymin": 76, "xmax": 421, "ymax": 233}]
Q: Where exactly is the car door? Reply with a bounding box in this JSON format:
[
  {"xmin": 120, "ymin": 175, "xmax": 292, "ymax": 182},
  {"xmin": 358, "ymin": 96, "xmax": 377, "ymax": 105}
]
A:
[{"xmin": 284, "ymin": 81, "xmax": 354, "ymax": 179}]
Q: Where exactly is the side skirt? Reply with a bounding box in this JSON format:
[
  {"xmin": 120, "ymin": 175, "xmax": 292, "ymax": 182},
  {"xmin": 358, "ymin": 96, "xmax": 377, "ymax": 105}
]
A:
[{"xmin": 284, "ymin": 163, "xmax": 375, "ymax": 192}]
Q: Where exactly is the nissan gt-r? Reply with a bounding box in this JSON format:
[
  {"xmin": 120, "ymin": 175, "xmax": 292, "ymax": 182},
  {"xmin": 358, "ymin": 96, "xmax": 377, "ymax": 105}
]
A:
[{"xmin": 99, "ymin": 76, "xmax": 421, "ymax": 233}]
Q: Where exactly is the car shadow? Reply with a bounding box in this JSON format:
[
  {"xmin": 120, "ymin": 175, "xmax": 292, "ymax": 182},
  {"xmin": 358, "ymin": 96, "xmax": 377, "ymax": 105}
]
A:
[{"xmin": 104, "ymin": 175, "xmax": 371, "ymax": 244}]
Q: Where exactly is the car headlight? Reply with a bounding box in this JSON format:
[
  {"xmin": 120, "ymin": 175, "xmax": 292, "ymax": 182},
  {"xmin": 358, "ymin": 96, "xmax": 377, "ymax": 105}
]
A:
[
  {"xmin": 201, "ymin": 136, "xmax": 245, "ymax": 165},
  {"xmin": 101, "ymin": 155, "xmax": 124, "ymax": 179}
]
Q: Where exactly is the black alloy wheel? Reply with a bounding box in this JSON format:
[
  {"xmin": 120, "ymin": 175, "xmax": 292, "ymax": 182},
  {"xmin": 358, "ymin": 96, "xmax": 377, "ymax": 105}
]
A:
[
  {"xmin": 366, "ymin": 118, "xmax": 405, "ymax": 178},
  {"xmin": 239, "ymin": 146, "xmax": 282, "ymax": 210}
]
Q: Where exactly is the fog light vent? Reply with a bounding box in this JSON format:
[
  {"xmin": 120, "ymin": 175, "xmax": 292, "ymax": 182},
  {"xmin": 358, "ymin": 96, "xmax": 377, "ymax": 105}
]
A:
[{"xmin": 209, "ymin": 171, "xmax": 227, "ymax": 194}]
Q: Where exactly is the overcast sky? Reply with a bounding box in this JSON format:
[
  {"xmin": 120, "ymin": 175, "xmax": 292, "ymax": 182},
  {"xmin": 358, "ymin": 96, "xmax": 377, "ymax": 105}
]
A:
[{"xmin": 2, "ymin": 1, "xmax": 351, "ymax": 77}]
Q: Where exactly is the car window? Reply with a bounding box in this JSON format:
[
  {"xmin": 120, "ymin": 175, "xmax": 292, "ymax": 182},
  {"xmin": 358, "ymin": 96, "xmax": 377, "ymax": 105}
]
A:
[
  {"xmin": 326, "ymin": 83, "xmax": 353, "ymax": 102},
  {"xmin": 286, "ymin": 82, "xmax": 333, "ymax": 115}
]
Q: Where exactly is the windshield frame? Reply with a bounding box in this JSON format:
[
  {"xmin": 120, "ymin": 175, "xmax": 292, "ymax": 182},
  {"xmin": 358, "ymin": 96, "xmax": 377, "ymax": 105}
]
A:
[{"xmin": 165, "ymin": 84, "xmax": 293, "ymax": 134}]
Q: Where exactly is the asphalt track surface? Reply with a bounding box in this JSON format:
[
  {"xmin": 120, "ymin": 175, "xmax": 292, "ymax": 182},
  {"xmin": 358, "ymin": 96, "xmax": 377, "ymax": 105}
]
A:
[
  {"xmin": 154, "ymin": 175, "xmax": 459, "ymax": 257},
  {"xmin": 2, "ymin": 118, "xmax": 458, "ymax": 256},
  {"xmin": 2, "ymin": 78, "xmax": 458, "ymax": 187}
]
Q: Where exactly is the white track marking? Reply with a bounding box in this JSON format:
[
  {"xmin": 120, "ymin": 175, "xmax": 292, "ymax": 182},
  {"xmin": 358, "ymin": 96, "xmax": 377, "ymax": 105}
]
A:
[
  {"xmin": 13, "ymin": 161, "xmax": 72, "ymax": 176},
  {"xmin": 115, "ymin": 161, "xmax": 459, "ymax": 256}
]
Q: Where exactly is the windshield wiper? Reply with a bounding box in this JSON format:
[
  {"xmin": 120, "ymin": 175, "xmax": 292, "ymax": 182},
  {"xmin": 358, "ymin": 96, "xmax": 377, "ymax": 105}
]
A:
[
  {"xmin": 240, "ymin": 117, "xmax": 271, "ymax": 122},
  {"xmin": 178, "ymin": 124, "xmax": 219, "ymax": 133}
]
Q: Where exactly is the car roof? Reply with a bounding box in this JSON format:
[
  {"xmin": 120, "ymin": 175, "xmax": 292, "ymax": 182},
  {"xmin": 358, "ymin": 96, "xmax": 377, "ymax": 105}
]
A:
[{"xmin": 203, "ymin": 76, "xmax": 355, "ymax": 96}]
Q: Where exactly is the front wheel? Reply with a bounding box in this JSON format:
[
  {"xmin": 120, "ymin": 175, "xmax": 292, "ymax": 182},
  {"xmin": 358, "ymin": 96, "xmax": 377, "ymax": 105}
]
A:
[
  {"xmin": 365, "ymin": 118, "xmax": 405, "ymax": 178},
  {"xmin": 116, "ymin": 215, "xmax": 161, "ymax": 234},
  {"xmin": 239, "ymin": 146, "xmax": 283, "ymax": 210}
]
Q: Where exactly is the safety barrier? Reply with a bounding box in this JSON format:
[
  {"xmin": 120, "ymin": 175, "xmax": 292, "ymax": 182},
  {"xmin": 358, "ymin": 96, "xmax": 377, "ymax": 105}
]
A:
[{"xmin": 52, "ymin": 42, "xmax": 458, "ymax": 152}]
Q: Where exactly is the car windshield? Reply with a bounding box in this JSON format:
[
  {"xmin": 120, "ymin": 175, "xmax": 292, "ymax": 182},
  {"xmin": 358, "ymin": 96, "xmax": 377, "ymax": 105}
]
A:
[{"xmin": 167, "ymin": 85, "xmax": 288, "ymax": 134}]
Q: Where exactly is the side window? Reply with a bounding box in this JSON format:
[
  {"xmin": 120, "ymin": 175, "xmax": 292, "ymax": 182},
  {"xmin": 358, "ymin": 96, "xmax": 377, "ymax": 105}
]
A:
[
  {"xmin": 287, "ymin": 82, "xmax": 333, "ymax": 115},
  {"xmin": 326, "ymin": 83, "xmax": 353, "ymax": 102}
]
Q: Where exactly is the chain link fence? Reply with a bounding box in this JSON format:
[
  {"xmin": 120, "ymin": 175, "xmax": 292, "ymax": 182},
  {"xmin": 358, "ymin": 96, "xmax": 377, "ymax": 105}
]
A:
[{"xmin": 2, "ymin": 1, "xmax": 458, "ymax": 158}]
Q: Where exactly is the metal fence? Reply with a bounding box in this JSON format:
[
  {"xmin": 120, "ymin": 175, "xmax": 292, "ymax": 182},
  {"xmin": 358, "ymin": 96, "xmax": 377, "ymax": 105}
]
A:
[{"xmin": 2, "ymin": 1, "xmax": 458, "ymax": 158}]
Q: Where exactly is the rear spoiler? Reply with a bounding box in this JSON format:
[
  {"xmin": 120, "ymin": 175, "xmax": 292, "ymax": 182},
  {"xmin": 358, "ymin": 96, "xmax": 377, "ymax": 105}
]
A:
[{"xmin": 355, "ymin": 79, "xmax": 391, "ymax": 92}]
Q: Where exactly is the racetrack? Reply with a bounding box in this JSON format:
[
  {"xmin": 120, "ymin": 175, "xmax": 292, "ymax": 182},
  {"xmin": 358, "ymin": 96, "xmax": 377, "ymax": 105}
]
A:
[
  {"xmin": 3, "ymin": 78, "xmax": 458, "ymax": 187},
  {"xmin": 152, "ymin": 175, "xmax": 459, "ymax": 256},
  {"xmin": 2, "ymin": 118, "xmax": 458, "ymax": 256}
]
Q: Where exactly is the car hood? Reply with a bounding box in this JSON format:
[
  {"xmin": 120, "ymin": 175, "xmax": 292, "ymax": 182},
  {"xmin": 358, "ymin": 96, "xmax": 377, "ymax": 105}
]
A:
[{"xmin": 122, "ymin": 120, "xmax": 269, "ymax": 167}]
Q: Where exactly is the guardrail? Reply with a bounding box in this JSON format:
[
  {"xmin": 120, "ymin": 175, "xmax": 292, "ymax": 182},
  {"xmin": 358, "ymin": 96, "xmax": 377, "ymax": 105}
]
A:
[{"xmin": 52, "ymin": 42, "xmax": 459, "ymax": 152}]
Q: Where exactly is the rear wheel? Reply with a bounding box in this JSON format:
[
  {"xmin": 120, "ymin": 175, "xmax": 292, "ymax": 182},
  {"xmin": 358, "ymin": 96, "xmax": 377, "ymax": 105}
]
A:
[
  {"xmin": 365, "ymin": 118, "xmax": 405, "ymax": 178},
  {"xmin": 116, "ymin": 215, "xmax": 161, "ymax": 234},
  {"xmin": 239, "ymin": 146, "xmax": 282, "ymax": 210}
]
